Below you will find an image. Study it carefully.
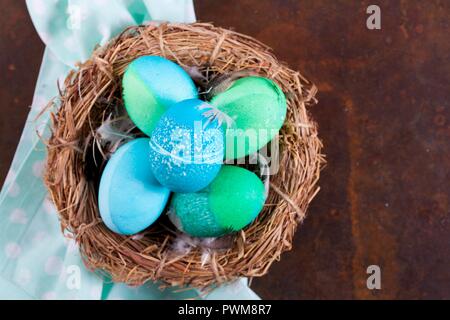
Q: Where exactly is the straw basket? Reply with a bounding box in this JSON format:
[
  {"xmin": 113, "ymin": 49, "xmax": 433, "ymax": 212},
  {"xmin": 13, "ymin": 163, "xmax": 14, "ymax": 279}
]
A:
[{"xmin": 44, "ymin": 22, "xmax": 324, "ymax": 288}]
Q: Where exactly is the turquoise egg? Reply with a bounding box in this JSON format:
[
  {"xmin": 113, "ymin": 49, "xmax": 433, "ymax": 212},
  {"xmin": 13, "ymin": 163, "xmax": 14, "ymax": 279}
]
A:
[
  {"xmin": 149, "ymin": 99, "xmax": 224, "ymax": 193},
  {"xmin": 122, "ymin": 56, "xmax": 198, "ymax": 136},
  {"xmin": 98, "ymin": 138, "xmax": 170, "ymax": 235},
  {"xmin": 209, "ymin": 76, "xmax": 287, "ymax": 160},
  {"xmin": 169, "ymin": 166, "xmax": 266, "ymax": 237}
]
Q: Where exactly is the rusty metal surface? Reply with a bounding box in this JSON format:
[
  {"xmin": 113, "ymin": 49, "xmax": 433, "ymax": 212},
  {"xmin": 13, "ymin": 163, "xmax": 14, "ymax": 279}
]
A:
[
  {"xmin": 0, "ymin": 0, "xmax": 44, "ymax": 183},
  {"xmin": 1, "ymin": 0, "xmax": 449, "ymax": 299}
]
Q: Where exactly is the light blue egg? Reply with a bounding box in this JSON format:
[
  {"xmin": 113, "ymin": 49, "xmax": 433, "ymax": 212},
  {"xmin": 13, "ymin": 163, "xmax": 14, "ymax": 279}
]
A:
[
  {"xmin": 122, "ymin": 55, "xmax": 198, "ymax": 136},
  {"xmin": 98, "ymin": 138, "xmax": 170, "ymax": 235},
  {"xmin": 149, "ymin": 99, "xmax": 224, "ymax": 193}
]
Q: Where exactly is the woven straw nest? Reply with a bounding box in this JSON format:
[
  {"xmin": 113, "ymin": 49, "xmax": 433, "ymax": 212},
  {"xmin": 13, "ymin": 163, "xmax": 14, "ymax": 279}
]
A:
[{"xmin": 44, "ymin": 22, "xmax": 325, "ymax": 289}]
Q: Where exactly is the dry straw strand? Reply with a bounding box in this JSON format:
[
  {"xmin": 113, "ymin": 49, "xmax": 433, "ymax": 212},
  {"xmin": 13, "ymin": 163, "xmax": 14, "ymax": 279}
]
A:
[{"xmin": 44, "ymin": 23, "xmax": 325, "ymax": 289}]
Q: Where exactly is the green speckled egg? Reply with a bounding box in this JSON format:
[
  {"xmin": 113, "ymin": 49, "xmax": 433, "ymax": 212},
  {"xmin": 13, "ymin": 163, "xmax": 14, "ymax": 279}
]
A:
[
  {"xmin": 209, "ymin": 76, "xmax": 287, "ymax": 160},
  {"xmin": 169, "ymin": 166, "xmax": 266, "ymax": 237}
]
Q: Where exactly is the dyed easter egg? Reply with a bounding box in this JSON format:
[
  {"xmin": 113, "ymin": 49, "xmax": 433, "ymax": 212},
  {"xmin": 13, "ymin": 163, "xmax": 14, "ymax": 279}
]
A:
[
  {"xmin": 169, "ymin": 166, "xmax": 266, "ymax": 237},
  {"xmin": 98, "ymin": 138, "xmax": 170, "ymax": 235},
  {"xmin": 122, "ymin": 56, "xmax": 198, "ymax": 136},
  {"xmin": 209, "ymin": 76, "xmax": 287, "ymax": 160},
  {"xmin": 149, "ymin": 99, "xmax": 224, "ymax": 193}
]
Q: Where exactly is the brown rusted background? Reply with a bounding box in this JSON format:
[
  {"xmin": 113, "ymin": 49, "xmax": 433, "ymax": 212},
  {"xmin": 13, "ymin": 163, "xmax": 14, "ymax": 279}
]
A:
[{"xmin": 1, "ymin": 0, "xmax": 449, "ymax": 299}]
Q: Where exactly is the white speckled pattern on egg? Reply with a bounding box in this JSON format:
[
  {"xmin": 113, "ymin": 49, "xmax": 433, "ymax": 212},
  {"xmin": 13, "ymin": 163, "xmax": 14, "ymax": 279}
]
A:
[{"xmin": 149, "ymin": 99, "xmax": 224, "ymax": 193}]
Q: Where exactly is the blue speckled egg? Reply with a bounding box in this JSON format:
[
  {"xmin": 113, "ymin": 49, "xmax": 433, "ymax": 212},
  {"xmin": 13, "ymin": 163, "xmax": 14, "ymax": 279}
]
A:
[
  {"xmin": 122, "ymin": 56, "xmax": 198, "ymax": 136},
  {"xmin": 149, "ymin": 99, "xmax": 224, "ymax": 193},
  {"xmin": 98, "ymin": 138, "xmax": 170, "ymax": 235}
]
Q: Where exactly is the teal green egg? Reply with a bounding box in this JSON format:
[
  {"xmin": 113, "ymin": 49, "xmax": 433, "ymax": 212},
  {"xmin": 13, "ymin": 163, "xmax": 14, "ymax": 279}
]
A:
[
  {"xmin": 122, "ymin": 56, "xmax": 198, "ymax": 136},
  {"xmin": 169, "ymin": 166, "xmax": 266, "ymax": 237},
  {"xmin": 209, "ymin": 76, "xmax": 287, "ymax": 160}
]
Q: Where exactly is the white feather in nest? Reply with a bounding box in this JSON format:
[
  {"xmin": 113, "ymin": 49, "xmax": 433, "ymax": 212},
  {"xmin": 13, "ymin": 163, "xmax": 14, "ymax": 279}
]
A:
[
  {"xmin": 96, "ymin": 115, "xmax": 136, "ymax": 158},
  {"xmin": 198, "ymin": 102, "xmax": 235, "ymax": 130},
  {"xmin": 252, "ymin": 153, "xmax": 271, "ymax": 199},
  {"xmin": 171, "ymin": 232, "xmax": 235, "ymax": 267}
]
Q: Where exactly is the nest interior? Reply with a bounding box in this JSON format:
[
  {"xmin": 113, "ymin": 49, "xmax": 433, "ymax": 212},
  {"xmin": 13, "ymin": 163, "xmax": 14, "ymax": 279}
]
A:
[{"xmin": 44, "ymin": 22, "xmax": 325, "ymax": 289}]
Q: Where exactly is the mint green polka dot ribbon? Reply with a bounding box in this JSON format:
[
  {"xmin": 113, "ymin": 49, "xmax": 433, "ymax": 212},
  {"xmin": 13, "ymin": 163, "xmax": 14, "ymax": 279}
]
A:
[{"xmin": 0, "ymin": 0, "xmax": 259, "ymax": 300}]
